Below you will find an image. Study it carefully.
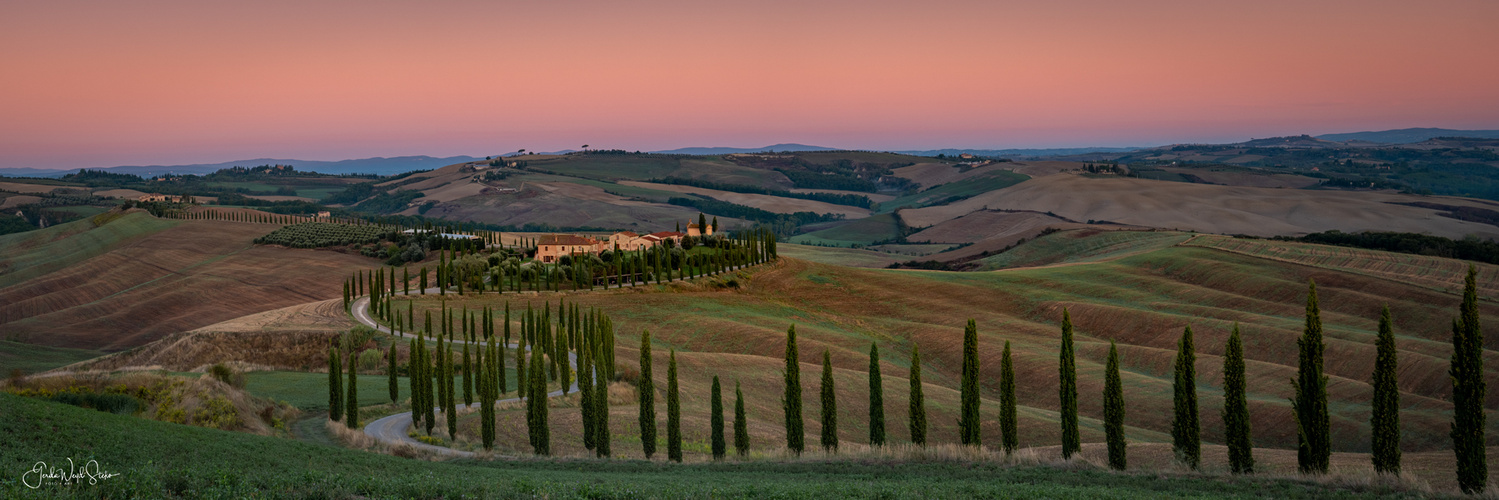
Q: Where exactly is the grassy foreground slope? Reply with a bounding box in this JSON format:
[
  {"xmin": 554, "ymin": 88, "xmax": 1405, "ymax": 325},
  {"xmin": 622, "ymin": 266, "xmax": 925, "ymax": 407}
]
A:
[{"xmin": 0, "ymin": 394, "xmax": 1430, "ymax": 499}]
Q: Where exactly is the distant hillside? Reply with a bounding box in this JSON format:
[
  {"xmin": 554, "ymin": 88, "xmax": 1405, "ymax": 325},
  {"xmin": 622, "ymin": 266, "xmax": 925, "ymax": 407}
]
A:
[
  {"xmin": 895, "ymin": 147, "xmax": 1143, "ymax": 158},
  {"xmin": 1316, "ymin": 127, "xmax": 1499, "ymax": 144},
  {"xmin": 2, "ymin": 155, "xmax": 481, "ymax": 178},
  {"xmin": 651, "ymin": 143, "xmax": 838, "ymax": 155}
]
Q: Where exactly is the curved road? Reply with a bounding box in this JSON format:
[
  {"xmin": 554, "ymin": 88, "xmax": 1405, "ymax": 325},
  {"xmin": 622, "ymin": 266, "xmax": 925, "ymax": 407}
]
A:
[{"xmin": 350, "ymin": 288, "xmax": 579, "ymax": 456}]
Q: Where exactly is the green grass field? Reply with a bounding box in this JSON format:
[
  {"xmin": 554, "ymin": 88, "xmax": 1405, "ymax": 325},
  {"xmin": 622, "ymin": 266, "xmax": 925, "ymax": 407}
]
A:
[
  {"xmin": 975, "ymin": 229, "xmax": 1192, "ymax": 270},
  {"xmin": 524, "ymin": 154, "xmax": 783, "ymax": 187},
  {"xmin": 514, "ymin": 172, "xmax": 682, "ymax": 201},
  {"xmin": 0, "ymin": 212, "xmax": 180, "ymax": 289},
  {"xmin": 42, "ymin": 205, "xmax": 110, "ymax": 218},
  {"xmin": 0, "ymin": 393, "xmax": 1430, "ymax": 498},
  {"xmin": 878, "ymin": 170, "xmax": 1029, "ymax": 212},
  {"xmin": 0, "ymin": 340, "xmax": 103, "ymax": 375},
  {"xmin": 777, "ymin": 243, "xmax": 904, "ymax": 268},
  {"xmin": 789, "ymin": 213, "xmax": 902, "ymax": 247}
]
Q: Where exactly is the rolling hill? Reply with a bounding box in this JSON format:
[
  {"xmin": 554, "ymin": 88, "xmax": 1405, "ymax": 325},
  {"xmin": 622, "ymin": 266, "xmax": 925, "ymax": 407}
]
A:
[
  {"xmin": 0, "ymin": 210, "xmax": 372, "ymax": 352},
  {"xmin": 1317, "ymin": 128, "xmax": 1499, "ymax": 144}
]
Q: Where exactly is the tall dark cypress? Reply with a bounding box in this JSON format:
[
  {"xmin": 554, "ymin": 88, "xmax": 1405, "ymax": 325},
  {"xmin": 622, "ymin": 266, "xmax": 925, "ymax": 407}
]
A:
[
  {"xmin": 1103, "ymin": 341, "xmax": 1126, "ymax": 470},
  {"xmin": 820, "ymin": 350, "xmax": 838, "ymax": 453},
  {"xmin": 346, "ymin": 350, "xmax": 359, "ymax": 428},
  {"xmin": 482, "ymin": 337, "xmax": 496, "ymax": 450},
  {"xmin": 638, "ymin": 330, "xmax": 657, "ymax": 458},
  {"xmin": 868, "ymin": 343, "xmax": 886, "ymax": 447},
  {"xmin": 462, "ymin": 340, "xmax": 473, "ymax": 406},
  {"xmin": 500, "ymin": 304, "xmax": 509, "ymax": 395},
  {"xmin": 711, "ymin": 375, "xmax": 726, "ymax": 460},
  {"xmin": 909, "ymin": 343, "xmax": 927, "ymax": 446},
  {"xmin": 409, "ymin": 338, "xmax": 422, "ymax": 427},
  {"xmin": 528, "ymin": 342, "xmax": 550, "ymax": 455},
  {"xmin": 328, "ymin": 347, "xmax": 343, "ymax": 421},
  {"xmin": 1452, "ymin": 265, "xmax": 1486, "ymax": 493},
  {"xmin": 388, "ymin": 346, "xmax": 399, "ymax": 403},
  {"xmin": 424, "ymin": 346, "xmax": 435, "ymax": 436},
  {"xmin": 999, "ymin": 340, "xmax": 1018, "ymax": 455},
  {"xmin": 1059, "ymin": 309, "xmax": 1080, "ymax": 459},
  {"xmin": 667, "ymin": 349, "xmax": 682, "ymax": 462},
  {"xmin": 1223, "ymin": 323, "xmax": 1254, "ymax": 474},
  {"xmin": 734, "ymin": 380, "xmax": 750, "ymax": 456},
  {"xmin": 1172, "ymin": 325, "xmax": 1200, "ymax": 470},
  {"xmin": 580, "ymin": 343, "xmax": 596, "ymax": 451},
  {"xmin": 783, "ymin": 325, "xmax": 805, "ymax": 455},
  {"xmin": 959, "ymin": 319, "xmax": 981, "ymax": 446},
  {"xmin": 595, "ymin": 340, "xmax": 612, "ymax": 458},
  {"xmin": 1371, "ymin": 306, "xmax": 1400, "ymax": 475},
  {"xmin": 444, "ymin": 336, "xmax": 457, "ymax": 439},
  {"xmin": 1294, "ymin": 280, "xmax": 1330, "ymax": 474}
]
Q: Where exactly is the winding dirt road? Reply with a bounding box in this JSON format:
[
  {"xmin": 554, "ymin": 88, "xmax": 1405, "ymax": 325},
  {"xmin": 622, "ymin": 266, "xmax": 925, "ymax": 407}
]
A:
[{"xmin": 349, "ymin": 288, "xmax": 579, "ymax": 456}]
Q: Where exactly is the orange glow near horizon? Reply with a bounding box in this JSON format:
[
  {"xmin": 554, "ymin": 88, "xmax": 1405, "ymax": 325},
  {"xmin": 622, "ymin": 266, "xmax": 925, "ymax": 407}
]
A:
[{"xmin": 2, "ymin": 0, "xmax": 1497, "ymax": 168}]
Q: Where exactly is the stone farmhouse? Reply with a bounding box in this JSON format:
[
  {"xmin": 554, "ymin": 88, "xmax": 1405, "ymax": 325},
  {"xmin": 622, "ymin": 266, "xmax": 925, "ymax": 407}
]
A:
[{"xmin": 535, "ymin": 221, "xmax": 713, "ymax": 263}]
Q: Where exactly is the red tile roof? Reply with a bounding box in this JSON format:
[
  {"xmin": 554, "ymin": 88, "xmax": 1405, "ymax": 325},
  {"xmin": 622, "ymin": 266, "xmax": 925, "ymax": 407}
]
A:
[{"xmin": 539, "ymin": 234, "xmax": 600, "ymax": 246}]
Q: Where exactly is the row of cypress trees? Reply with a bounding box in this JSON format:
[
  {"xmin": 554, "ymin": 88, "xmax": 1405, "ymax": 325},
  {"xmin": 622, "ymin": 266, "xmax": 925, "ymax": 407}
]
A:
[
  {"xmin": 755, "ymin": 273, "xmax": 1472, "ymax": 482},
  {"xmin": 341, "ymin": 227, "xmax": 779, "ymax": 310},
  {"xmin": 633, "ymin": 329, "xmax": 753, "ymax": 460},
  {"xmin": 326, "ymin": 340, "xmax": 365, "ymax": 428}
]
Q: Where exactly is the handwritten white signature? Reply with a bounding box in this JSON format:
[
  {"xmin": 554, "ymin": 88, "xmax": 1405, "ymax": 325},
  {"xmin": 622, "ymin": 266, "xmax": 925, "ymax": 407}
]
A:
[{"xmin": 21, "ymin": 458, "xmax": 120, "ymax": 489}]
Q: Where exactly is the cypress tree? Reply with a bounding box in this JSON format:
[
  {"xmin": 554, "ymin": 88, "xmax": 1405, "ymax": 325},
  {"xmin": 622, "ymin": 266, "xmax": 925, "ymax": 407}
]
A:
[
  {"xmin": 1059, "ymin": 309, "xmax": 1080, "ymax": 459},
  {"xmin": 595, "ymin": 342, "xmax": 612, "ymax": 457},
  {"xmin": 820, "ymin": 350, "xmax": 838, "ymax": 452},
  {"xmin": 1293, "ymin": 280, "xmax": 1330, "ymax": 474},
  {"xmin": 1371, "ymin": 306, "xmax": 1400, "ymax": 475},
  {"xmin": 346, "ymin": 350, "xmax": 359, "ymax": 428},
  {"xmin": 959, "ymin": 319, "xmax": 981, "ymax": 446},
  {"xmin": 486, "ymin": 342, "xmax": 498, "ymax": 450},
  {"xmin": 1172, "ymin": 325, "xmax": 1200, "ymax": 470},
  {"xmin": 1452, "ymin": 265, "xmax": 1486, "ymax": 493},
  {"xmin": 580, "ymin": 343, "xmax": 596, "ymax": 451},
  {"xmin": 783, "ymin": 325, "xmax": 804, "ymax": 455},
  {"xmin": 638, "ymin": 330, "xmax": 657, "ymax": 458},
  {"xmin": 424, "ymin": 346, "xmax": 435, "ymax": 436},
  {"xmin": 734, "ymin": 380, "xmax": 749, "ymax": 456},
  {"xmin": 711, "ymin": 375, "xmax": 726, "ymax": 460},
  {"xmin": 1000, "ymin": 340, "xmax": 1018, "ymax": 455},
  {"xmin": 1103, "ymin": 341, "xmax": 1126, "ymax": 470},
  {"xmin": 463, "ymin": 340, "xmax": 473, "ymax": 406},
  {"xmin": 529, "ymin": 342, "xmax": 550, "ymax": 455},
  {"xmin": 328, "ymin": 347, "xmax": 343, "ymax": 421},
  {"xmin": 409, "ymin": 338, "xmax": 422, "ymax": 427},
  {"xmin": 1223, "ymin": 323, "xmax": 1254, "ymax": 474},
  {"xmin": 500, "ymin": 304, "xmax": 509, "ymax": 395},
  {"xmin": 868, "ymin": 343, "xmax": 886, "ymax": 447},
  {"xmin": 445, "ymin": 338, "xmax": 457, "ymax": 440},
  {"xmin": 388, "ymin": 346, "xmax": 399, "ymax": 403},
  {"xmin": 667, "ymin": 349, "xmax": 682, "ymax": 462},
  {"xmin": 516, "ymin": 320, "xmax": 526, "ymax": 395},
  {"xmin": 909, "ymin": 343, "xmax": 927, "ymax": 446}
]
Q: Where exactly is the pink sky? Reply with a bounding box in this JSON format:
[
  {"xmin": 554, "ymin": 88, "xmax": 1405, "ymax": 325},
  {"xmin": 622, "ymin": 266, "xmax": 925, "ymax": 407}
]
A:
[{"xmin": 2, "ymin": 0, "xmax": 1497, "ymax": 169}]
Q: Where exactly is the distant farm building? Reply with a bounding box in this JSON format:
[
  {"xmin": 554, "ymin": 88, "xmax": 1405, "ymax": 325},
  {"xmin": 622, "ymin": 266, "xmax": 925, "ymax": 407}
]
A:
[
  {"xmin": 686, "ymin": 222, "xmax": 713, "ymax": 238},
  {"xmin": 536, "ymin": 234, "xmax": 603, "ymax": 263},
  {"xmin": 137, "ymin": 193, "xmax": 181, "ymax": 202}
]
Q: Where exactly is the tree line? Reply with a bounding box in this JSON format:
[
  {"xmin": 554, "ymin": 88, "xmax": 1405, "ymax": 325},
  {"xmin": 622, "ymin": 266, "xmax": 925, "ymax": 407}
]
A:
[{"xmin": 342, "ymin": 227, "xmax": 779, "ymax": 325}]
